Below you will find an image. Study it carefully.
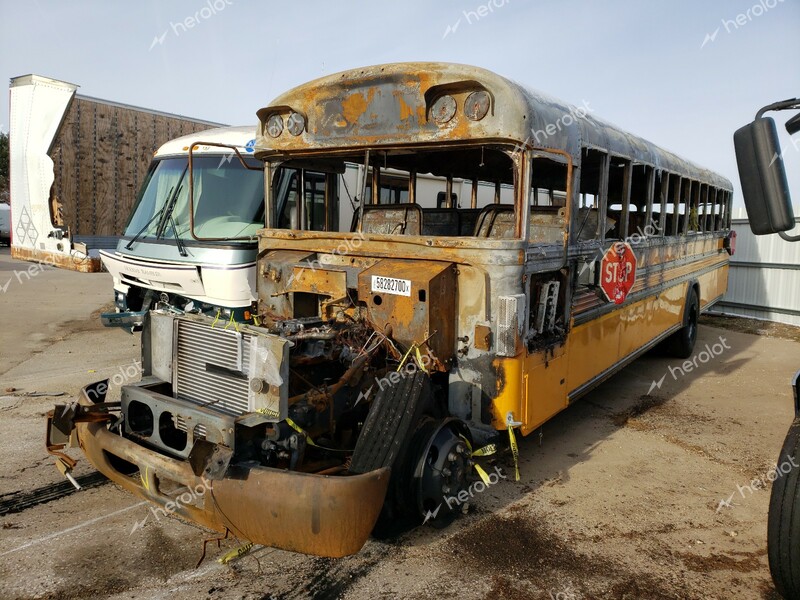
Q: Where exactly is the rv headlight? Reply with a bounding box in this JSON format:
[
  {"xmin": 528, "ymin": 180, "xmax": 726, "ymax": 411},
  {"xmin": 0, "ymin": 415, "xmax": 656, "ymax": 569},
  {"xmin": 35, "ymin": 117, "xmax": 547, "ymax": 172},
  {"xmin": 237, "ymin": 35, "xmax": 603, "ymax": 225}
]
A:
[
  {"xmin": 286, "ymin": 112, "xmax": 306, "ymax": 136},
  {"xmin": 465, "ymin": 91, "xmax": 490, "ymax": 121},
  {"xmin": 266, "ymin": 114, "xmax": 284, "ymax": 138},
  {"xmin": 430, "ymin": 94, "xmax": 457, "ymax": 125}
]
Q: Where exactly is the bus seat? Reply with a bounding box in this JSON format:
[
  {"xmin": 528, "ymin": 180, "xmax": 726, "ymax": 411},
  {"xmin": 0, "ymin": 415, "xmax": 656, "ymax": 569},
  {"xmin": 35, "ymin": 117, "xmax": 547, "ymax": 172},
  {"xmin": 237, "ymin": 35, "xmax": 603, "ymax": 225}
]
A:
[
  {"xmin": 421, "ymin": 209, "xmax": 460, "ymax": 236},
  {"xmin": 474, "ymin": 204, "xmax": 515, "ymax": 238},
  {"xmin": 529, "ymin": 207, "xmax": 566, "ymax": 244},
  {"xmin": 359, "ymin": 204, "xmax": 423, "ymax": 235},
  {"xmin": 575, "ymin": 207, "xmax": 616, "ymax": 241},
  {"xmin": 421, "ymin": 208, "xmax": 483, "ymax": 236}
]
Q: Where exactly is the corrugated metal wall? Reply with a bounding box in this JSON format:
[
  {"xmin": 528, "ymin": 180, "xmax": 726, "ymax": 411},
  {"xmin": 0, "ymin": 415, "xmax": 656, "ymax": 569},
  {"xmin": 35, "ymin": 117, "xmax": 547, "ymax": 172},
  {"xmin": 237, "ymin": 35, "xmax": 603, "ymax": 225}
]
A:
[{"xmin": 710, "ymin": 206, "xmax": 800, "ymax": 325}]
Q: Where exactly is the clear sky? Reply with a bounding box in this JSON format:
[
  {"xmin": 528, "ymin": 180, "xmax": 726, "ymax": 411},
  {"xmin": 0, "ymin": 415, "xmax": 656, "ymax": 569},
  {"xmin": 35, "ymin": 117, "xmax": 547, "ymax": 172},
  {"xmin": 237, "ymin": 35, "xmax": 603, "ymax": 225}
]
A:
[{"xmin": 1, "ymin": 0, "xmax": 798, "ymax": 208}]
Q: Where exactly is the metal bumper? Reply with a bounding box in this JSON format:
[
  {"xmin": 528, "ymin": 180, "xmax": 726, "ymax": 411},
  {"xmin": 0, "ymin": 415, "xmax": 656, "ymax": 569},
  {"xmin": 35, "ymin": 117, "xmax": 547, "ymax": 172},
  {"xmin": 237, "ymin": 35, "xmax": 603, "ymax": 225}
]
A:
[
  {"xmin": 72, "ymin": 385, "xmax": 391, "ymax": 558},
  {"xmin": 100, "ymin": 309, "xmax": 147, "ymax": 329}
]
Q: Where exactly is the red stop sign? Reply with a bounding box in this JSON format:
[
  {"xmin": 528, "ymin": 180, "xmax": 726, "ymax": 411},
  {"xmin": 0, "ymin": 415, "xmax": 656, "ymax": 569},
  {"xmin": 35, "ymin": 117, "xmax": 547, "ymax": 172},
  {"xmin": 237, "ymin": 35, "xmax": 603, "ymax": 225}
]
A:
[{"xmin": 600, "ymin": 242, "xmax": 637, "ymax": 304}]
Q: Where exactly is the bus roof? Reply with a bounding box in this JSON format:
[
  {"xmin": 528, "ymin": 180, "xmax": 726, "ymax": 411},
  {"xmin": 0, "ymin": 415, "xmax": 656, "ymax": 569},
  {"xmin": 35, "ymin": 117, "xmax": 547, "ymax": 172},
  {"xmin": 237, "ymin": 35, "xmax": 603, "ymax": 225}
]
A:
[
  {"xmin": 155, "ymin": 125, "xmax": 258, "ymax": 158},
  {"xmin": 256, "ymin": 62, "xmax": 732, "ymax": 191}
]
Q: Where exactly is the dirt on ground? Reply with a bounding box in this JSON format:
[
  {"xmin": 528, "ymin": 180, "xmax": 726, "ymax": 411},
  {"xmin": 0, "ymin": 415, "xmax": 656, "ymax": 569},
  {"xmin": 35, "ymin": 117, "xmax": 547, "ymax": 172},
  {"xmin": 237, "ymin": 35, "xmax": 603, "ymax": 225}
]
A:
[
  {"xmin": 0, "ymin": 247, "xmax": 798, "ymax": 600},
  {"xmin": 700, "ymin": 313, "xmax": 800, "ymax": 343}
]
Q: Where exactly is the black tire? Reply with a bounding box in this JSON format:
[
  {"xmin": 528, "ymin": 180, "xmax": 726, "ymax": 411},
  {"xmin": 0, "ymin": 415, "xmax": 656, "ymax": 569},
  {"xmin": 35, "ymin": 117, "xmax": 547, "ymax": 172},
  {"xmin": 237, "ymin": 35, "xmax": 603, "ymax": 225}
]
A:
[
  {"xmin": 350, "ymin": 370, "xmax": 433, "ymax": 537},
  {"xmin": 666, "ymin": 288, "xmax": 699, "ymax": 359},
  {"xmin": 768, "ymin": 418, "xmax": 800, "ymax": 599},
  {"xmin": 350, "ymin": 370, "xmax": 431, "ymax": 475}
]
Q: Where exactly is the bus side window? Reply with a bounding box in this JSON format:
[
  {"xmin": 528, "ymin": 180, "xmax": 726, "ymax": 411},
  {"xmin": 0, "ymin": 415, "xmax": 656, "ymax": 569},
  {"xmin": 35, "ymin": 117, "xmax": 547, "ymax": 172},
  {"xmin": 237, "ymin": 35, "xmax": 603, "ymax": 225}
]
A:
[
  {"xmin": 575, "ymin": 148, "xmax": 611, "ymax": 242},
  {"xmin": 605, "ymin": 156, "xmax": 631, "ymax": 240},
  {"xmin": 629, "ymin": 164, "xmax": 652, "ymax": 239},
  {"xmin": 667, "ymin": 175, "xmax": 680, "ymax": 236},
  {"xmin": 652, "ymin": 170, "xmax": 667, "ymax": 237},
  {"xmin": 529, "ymin": 155, "xmax": 568, "ymax": 244},
  {"xmin": 687, "ymin": 180, "xmax": 701, "ymax": 233},
  {"xmin": 679, "ymin": 179, "xmax": 692, "ymax": 235}
]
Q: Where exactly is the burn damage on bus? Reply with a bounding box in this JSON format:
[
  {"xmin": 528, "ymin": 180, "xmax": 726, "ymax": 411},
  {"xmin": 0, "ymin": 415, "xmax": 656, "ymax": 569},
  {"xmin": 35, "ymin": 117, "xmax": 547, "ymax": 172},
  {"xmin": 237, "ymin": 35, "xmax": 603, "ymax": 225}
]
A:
[{"xmin": 47, "ymin": 62, "xmax": 732, "ymax": 560}]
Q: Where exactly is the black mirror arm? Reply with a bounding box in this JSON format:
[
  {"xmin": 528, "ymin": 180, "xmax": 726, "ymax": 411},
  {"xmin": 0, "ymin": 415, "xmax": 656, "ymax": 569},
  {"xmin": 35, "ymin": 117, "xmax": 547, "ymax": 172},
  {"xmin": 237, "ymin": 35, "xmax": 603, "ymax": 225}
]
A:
[
  {"xmin": 779, "ymin": 231, "xmax": 800, "ymax": 242},
  {"xmin": 755, "ymin": 98, "xmax": 800, "ymax": 120}
]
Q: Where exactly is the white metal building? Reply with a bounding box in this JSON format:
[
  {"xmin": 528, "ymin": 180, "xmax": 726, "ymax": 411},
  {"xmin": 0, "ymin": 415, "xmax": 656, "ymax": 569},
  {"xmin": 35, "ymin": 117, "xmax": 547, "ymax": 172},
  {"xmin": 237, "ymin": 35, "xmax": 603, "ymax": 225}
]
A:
[{"xmin": 710, "ymin": 206, "xmax": 800, "ymax": 326}]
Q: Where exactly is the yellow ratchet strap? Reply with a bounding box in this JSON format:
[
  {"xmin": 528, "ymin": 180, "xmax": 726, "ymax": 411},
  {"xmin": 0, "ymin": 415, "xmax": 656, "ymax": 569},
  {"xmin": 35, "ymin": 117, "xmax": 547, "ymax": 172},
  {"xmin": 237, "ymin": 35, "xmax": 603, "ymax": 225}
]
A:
[
  {"xmin": 397, "ymin": 342, "xmax": 429, "ymax": 373},
  {"xmin": 284, "ymin": 418, "xmax": 353, "ymax": 453},
  {"xmin": 458, "ymin": 435, "xmax": 496, "ymax": 485},
  {"xmin": 210, "ymin": 309, "xmax": 221, "ymax": 328},
  {"xmin": 415, "ymin": 346, "xmax": 428, "ymax": 373},
  {"xmin": 397, "ymin": 345, "xmax": 414, "ymax": 371},
  {"xmin": 508, "ymin": 424, "xmax": 520, "ymax": 481},
  {"xmin": 218, "ymin": 542, "xmax": 254, "ymax": 564},
  {"xmin": 223, "ymin": 312, "xmax": 239, "ymax": 332},
  {"xmin": 285, "ymin": 418, "xmax": 318, "ymax": 447}
]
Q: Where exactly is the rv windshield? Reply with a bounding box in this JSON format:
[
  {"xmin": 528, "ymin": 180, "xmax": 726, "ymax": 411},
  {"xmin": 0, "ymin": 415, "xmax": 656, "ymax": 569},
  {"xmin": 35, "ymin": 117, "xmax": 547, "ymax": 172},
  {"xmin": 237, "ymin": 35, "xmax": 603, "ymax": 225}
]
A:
[{"xmin": 124, "ymin": 155, "xmax": 264, "ymax": 243}]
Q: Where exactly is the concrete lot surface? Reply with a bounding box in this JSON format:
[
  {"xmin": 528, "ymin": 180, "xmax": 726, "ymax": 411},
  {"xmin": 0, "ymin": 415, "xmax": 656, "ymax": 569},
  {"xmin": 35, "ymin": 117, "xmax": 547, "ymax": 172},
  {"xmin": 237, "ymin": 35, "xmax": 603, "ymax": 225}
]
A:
[{"xmin": 0, "ymin": 247, "xmax": 797, "ymax": 600}]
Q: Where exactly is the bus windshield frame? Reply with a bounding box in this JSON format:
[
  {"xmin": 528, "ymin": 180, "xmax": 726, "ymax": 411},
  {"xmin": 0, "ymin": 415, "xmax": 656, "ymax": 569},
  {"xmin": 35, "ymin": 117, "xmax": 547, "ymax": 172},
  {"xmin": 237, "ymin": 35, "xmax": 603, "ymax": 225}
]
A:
[{"xmin": 265, "ymin": 143, "xmax": 527, "ymax": 241}]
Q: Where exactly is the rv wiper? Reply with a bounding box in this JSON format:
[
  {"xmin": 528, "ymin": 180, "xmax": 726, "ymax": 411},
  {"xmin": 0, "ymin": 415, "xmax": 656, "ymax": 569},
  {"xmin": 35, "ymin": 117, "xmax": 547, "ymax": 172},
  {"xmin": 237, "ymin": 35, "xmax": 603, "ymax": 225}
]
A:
[
  {"xmin": 125, "ymin": 185, "xmax": 174, "ymax": 250},
  {"xmin": 167, "ymin": 214, "xmax": 188, "ymax": 256},
  {"xmin": 155, "ymin": 179, "xmax": 185, "ymax": 240}
]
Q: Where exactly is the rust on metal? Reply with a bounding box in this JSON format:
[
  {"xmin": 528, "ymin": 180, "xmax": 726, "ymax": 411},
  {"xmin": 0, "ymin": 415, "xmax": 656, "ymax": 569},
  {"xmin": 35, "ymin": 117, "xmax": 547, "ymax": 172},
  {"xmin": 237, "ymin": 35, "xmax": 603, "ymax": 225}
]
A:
[
  {"xmin": 72, "ymin": 385, "xmax": 390, "ymax": 558},
  {"xmin": 11, "ymin": 246, "xmax": 100, "ymax": 273}
]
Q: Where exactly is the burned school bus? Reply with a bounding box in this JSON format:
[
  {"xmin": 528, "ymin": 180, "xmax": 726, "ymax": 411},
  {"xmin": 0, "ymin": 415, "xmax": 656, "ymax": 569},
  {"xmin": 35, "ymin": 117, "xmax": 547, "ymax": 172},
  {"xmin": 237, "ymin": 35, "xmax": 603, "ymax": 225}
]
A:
[{"xmin": 48, "ymin": 63, "xmax": 734, "ymax": 558}]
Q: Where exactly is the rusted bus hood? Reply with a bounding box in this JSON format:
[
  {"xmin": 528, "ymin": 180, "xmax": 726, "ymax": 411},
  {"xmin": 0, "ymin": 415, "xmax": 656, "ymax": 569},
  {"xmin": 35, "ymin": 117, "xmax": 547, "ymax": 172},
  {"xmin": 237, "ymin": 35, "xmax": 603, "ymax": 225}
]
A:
[
  {"xmin": 255, "ymin": 62, "xmax": 531, "ymax": 153},
  {"xmin": 73, "ymin": 387, "xmax": 390, "ymax": 558}
]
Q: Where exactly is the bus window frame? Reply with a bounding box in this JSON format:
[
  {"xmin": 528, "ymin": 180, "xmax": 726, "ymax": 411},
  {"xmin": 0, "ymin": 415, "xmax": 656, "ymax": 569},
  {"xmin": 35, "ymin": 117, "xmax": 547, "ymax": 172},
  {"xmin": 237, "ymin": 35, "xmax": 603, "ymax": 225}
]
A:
[
  {"xmin": 644, "ymin": 165, "xmax": 656, "ymax": 236},
  {"xmin": 526, "ymin": 147, "xmax": 574, "ymax": 247}
]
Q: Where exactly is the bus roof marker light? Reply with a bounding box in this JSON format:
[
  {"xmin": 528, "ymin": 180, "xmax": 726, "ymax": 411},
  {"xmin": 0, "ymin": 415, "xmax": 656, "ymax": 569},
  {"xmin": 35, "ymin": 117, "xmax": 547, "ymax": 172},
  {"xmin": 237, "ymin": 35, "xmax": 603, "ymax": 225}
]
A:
[
  {"xmin": 286, "ymin": 112, "xmax": 306, "ymax": 136},
  {"xmin": 465, "ymin": 91, "xmax": 490, "ymax": 121},
  {"xmin": 430, "ymin": 95, "xmax": 457, "ymax": 125},
  {"xmin": 266, "ymin": 114, "xmax": 284, "ymax": 138}
]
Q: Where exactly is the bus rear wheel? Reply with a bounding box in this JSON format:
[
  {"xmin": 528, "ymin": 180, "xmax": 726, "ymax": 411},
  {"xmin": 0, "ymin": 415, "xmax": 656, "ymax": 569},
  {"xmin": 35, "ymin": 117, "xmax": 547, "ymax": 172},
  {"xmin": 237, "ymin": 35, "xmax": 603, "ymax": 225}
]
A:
[
  {"xmin": 666, "ymin": 288, "xmax": 699, "ymax": 359},
  {"xmin": 768, "ymin": 418, "xmax": 800, "ymax": 599}
]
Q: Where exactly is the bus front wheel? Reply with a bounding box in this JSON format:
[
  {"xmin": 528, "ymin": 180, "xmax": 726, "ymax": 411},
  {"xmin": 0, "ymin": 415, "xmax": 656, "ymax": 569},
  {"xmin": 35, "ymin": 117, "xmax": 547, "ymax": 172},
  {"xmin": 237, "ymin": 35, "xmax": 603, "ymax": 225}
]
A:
[
  {"xmin": 666, "ymin": 288, "xmax": 699, "ymax": 359},
  {"xmin": 768, "ymin": 418, "xmax": 800, "ymax": 599}
]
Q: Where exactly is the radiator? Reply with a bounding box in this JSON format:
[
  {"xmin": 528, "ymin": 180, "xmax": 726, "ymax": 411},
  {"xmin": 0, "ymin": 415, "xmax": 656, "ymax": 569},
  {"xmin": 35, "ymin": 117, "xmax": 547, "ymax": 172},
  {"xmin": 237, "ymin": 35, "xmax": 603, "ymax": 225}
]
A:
[{"xmin": 174, "ymin": 319, "xmax": 252, "ymax": 417}]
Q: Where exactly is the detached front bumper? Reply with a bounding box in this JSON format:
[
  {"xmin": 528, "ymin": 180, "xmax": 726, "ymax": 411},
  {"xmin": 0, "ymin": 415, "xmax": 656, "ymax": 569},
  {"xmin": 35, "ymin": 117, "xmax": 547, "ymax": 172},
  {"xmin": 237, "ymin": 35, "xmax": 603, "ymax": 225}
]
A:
[
  {"xmin": 62, "ymin": 384, "xmax": 390, "ymax": 558},
  {"xmin": 100, "ymin": 309, "xmax": 147, "ymax": 330}
]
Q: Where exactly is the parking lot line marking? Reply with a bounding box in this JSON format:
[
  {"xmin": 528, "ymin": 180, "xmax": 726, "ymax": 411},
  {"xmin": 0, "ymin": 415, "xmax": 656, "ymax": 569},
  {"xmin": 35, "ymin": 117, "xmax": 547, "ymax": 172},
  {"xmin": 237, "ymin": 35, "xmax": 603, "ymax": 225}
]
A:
[{"xmin": 0, "ymin": 501, "xmax": 148, "ymax": 557}]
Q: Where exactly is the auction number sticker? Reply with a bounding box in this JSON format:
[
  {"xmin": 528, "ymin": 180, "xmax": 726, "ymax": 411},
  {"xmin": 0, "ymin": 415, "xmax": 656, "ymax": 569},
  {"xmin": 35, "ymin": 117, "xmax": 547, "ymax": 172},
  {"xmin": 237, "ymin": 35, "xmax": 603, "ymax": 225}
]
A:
[{"xmin": 371, "ymin": 275, "xmax": 411, "ymax": 297}]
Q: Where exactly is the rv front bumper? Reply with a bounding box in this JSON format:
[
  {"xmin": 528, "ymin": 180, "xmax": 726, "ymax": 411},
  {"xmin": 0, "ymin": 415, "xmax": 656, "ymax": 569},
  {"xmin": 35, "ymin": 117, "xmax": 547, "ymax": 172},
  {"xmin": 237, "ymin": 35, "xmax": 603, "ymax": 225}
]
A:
[
  {"xmin": 100, "ymin": 309, "xmax": 147, "ymax": 330},
  {"xmin": 59, "ymin": 383, "xmax": 391, "ymax": 558}
]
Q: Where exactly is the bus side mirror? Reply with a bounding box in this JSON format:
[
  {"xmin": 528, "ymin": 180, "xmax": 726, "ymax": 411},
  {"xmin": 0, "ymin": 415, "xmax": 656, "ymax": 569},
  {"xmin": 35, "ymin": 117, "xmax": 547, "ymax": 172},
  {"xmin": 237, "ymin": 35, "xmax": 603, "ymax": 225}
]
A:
[
  {"xmin": 733, "ymin": 117, "xmax": 795, "ymax": 235},
  {"xmin": 786, "ymin": 113, "xmax": 800, "ymax": 135}
]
